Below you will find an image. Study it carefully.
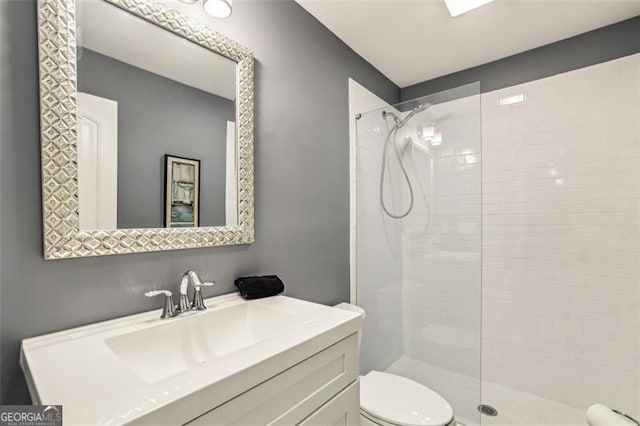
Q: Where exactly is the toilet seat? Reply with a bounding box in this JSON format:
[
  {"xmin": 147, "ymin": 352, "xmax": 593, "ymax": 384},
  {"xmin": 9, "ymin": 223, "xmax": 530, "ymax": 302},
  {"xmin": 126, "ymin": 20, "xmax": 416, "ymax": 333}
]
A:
[{"xmin": 360, "ymin": 371, "xmax": 454, "ymax": 426}]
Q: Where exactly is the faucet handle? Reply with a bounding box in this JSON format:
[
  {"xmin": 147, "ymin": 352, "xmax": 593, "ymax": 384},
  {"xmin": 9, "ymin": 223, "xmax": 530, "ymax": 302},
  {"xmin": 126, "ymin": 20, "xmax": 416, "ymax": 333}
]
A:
[
  {"xmin": 145, "ymin": 290, "xmax": 176, "ymax": 319},
  {"xmin": 192, "ymin": 281, "xmax": 215, "ymax": 311}
]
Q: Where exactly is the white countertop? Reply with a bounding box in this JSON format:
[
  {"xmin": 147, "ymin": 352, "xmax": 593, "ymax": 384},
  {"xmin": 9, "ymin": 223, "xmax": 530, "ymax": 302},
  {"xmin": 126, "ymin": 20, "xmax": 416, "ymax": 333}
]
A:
[{"xmin": 21, "ymin": 293, "xmax": 362, "ymax": 425}]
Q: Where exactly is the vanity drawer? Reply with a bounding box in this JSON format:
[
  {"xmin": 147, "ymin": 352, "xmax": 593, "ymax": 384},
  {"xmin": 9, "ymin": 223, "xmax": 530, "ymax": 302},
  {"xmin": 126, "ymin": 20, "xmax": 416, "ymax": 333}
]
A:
[
  {"xmin": 299, "ymin": 380, "xmax": 360, "ymax": 426},
  {"xmin": 187, "ymin": 333, "xmax": 359, "ymax": 425}
]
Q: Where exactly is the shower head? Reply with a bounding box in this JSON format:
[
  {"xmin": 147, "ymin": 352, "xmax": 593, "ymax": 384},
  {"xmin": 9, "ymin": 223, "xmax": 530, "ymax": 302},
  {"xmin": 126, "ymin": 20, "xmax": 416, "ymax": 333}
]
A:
[
  {"xmin": 411, "ymin": 103, "xmax": 430, "ymax": 114},
  {"xmin": 382, "ymin": 103, "xmax": 431, "ymax": 129},
  {"xmin": 398, "ymin": 103, "xmax": 431, "ymax": 128}
]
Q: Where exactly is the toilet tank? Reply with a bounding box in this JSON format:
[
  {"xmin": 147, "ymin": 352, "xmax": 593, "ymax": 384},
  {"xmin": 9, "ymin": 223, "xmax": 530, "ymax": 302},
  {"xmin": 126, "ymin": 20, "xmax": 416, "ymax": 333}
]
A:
[{"xmin": 334, "ymin": 303, "xmax": 366, "ymax": 354}]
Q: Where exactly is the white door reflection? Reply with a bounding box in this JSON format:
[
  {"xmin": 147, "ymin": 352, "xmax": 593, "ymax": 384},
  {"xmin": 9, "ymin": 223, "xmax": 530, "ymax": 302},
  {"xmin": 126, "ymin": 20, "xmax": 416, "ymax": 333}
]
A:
[
  {"xmin": 225, "ymin": 120, "xmax": 237, "ymax": 227},
  {"xmin": 77, "ymin": 92, "xmax": 118, "ymax": 230}
]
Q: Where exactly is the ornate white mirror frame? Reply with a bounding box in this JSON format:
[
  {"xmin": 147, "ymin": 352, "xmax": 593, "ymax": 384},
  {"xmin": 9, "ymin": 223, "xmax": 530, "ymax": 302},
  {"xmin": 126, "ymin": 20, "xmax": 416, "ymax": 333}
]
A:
[{"xmin": 38, "ymin": 0, "xmax": 254, "ymax": 259}]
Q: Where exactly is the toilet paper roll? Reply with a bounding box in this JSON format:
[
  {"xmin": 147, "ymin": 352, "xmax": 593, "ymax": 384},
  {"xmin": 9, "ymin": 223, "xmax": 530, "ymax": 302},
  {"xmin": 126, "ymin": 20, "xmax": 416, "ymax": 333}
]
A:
[{"xmin": 586, "ymin": 404, "xmax": 638, "ymax": 426}]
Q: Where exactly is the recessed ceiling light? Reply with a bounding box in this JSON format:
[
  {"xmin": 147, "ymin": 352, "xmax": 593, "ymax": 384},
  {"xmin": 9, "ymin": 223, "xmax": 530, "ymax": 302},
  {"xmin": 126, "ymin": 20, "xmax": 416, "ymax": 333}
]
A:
[
  {"xmin": 203, "ymin": 0, "xmax": 232, "ymax": 18},
  {"xmin": 444, "ymin": 0, "xmax": 494, "ymax": 17}
]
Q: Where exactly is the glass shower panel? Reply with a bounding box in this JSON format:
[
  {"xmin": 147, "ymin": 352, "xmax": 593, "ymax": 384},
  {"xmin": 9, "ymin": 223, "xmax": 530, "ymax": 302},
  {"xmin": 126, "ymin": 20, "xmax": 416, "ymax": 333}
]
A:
[{"xmin": 356, "ymin": 83, "xmax": 482, "ymax": 426}]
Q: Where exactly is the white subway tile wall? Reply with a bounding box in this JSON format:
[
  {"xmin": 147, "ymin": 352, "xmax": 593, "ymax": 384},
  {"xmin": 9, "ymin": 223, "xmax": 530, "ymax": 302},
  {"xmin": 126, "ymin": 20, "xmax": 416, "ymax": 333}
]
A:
[
  {"xmin": 481, "ymin": 53, "xmax": 640, "ymax": 424},
  {"xmin": 349, "ymin": 79, "xmax": 391, "ymax": 303},
  {"xmin": 355, "ymin": 106, "xmax": 405, "ymax": 373}
]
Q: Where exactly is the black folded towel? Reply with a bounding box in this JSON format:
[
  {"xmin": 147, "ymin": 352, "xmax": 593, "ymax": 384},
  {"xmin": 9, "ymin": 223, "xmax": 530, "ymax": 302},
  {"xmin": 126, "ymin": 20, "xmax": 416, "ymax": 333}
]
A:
[{"xmin": 235, "ymin": 275, "xmax": 285, "ymax": 300}]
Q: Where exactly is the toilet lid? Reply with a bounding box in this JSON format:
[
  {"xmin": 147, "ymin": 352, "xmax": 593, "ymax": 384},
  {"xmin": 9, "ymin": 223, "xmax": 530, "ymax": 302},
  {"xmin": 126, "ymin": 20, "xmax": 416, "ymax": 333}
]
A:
[{"xmin": 360, "ymin": 371, "xmax": 454, "ymax": 426}]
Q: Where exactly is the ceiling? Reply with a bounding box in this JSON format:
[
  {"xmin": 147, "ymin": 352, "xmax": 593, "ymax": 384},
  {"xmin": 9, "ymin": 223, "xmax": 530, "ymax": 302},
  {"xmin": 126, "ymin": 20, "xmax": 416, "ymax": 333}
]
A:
[{"xmin": 296, "ymin": 0, "xmax": 640, "ymax": 88}]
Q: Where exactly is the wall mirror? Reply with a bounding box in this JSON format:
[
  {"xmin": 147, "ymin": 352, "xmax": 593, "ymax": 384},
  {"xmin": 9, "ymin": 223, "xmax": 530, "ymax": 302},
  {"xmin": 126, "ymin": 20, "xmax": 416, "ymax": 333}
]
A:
[{"xmin": 38, "ymin": 0, "xmax": 254, "ymax": 259}]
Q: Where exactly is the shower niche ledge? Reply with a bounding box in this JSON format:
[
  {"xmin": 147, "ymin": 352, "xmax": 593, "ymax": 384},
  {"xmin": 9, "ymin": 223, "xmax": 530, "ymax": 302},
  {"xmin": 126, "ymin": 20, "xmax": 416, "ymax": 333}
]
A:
[{"xmin": 21, "ymin": 293, "xmax": 363, "ymax": 425}]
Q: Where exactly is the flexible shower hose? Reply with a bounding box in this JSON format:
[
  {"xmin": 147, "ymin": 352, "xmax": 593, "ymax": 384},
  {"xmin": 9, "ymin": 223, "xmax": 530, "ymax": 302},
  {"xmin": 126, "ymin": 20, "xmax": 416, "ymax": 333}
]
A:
[{"xmin": 379, "ymin": 119, "xmax": 415, "ymax": 219}]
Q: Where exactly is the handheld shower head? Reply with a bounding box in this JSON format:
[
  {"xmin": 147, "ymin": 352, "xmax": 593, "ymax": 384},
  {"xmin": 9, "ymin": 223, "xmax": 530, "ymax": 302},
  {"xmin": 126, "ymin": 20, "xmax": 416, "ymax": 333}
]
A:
[
  {"xmin": 398, "ymin": 103, "xmax": 431, "ymax": 128},
  {"xmin": 382, "ymin": 103, "xmax": 431, "ymax": 129},
  {"xmin": 412, "ymin": 103, "xmax": 430, "ymax": 114}
]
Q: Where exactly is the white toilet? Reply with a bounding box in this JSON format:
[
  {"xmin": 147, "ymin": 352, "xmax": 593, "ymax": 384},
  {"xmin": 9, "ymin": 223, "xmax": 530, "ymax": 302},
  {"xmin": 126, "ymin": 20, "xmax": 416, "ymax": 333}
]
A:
[
  {"xmin": 360, "ymin": 370, "xmax": 455, "ymax": 426},
  {"xmin": 335, "ymin": 303, "xmax": 456, "ymax": 426}
]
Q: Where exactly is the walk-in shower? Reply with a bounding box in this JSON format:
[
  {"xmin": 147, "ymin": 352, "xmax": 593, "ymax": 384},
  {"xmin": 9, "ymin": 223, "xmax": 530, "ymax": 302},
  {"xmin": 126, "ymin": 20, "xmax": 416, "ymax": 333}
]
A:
[{"xmin": 355, "ymin": 53, "xmax": 640, "ymax": 426}]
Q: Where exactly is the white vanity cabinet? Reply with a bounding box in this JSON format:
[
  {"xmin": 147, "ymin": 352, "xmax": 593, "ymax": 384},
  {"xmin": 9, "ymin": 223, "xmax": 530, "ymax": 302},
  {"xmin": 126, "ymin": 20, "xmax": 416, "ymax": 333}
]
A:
[
  {"xmin": 186, "ymin": 333, "xmax": 360, "ymax": 425},
  {"xmin": 299, "ymin": 381, "xmax": 360, "ymax": 426},
  {"xmin": 21, "ymin": 294, "xmax": 364, "ymax": 425}
]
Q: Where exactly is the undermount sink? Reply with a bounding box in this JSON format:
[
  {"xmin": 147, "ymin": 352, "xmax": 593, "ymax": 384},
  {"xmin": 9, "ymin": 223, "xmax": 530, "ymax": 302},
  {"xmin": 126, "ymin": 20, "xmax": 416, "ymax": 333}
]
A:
[
  {"xmin": 21, "ymin": 292, "xmax": 362, "ymax": 425},
  {"xmin": 106, "ymin": 302, "xmax": 313, "ymax": 383}
]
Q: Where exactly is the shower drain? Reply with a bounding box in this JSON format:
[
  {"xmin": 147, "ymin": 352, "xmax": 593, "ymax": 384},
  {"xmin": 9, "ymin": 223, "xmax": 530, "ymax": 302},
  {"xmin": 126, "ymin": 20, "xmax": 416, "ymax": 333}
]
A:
[{"xmin": 477, "ymin": 404, "xmax": 498, "ymax": 417}]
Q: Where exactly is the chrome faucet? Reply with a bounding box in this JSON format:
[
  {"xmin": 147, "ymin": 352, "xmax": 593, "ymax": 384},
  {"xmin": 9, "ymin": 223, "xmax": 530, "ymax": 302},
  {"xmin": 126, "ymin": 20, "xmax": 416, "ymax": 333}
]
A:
[
  {"xmin": 145, "ymin": 270, "xmax": 215, "ymax": 319},
  {"xmin": 179, "ymin": 270, "xmax": 215, "ymax": 312},
  {"xmin": 144, "ymin": 290, "xmax": 176, "ymax": 319}
]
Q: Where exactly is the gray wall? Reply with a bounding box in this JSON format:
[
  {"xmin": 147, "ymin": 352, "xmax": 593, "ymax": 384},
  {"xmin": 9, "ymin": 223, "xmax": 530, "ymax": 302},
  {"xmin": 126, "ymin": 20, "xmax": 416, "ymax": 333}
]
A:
[
  {"xmin": 78, "ymin": 48, "xmax": 234, "ymax": 228},
  {"xmin": 0, "ymin": 0, "xmax": 399, "ymax": 403},
  {"xmin": 402, "ymin": 15, "xmax": 640, "ymax": 100}
]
